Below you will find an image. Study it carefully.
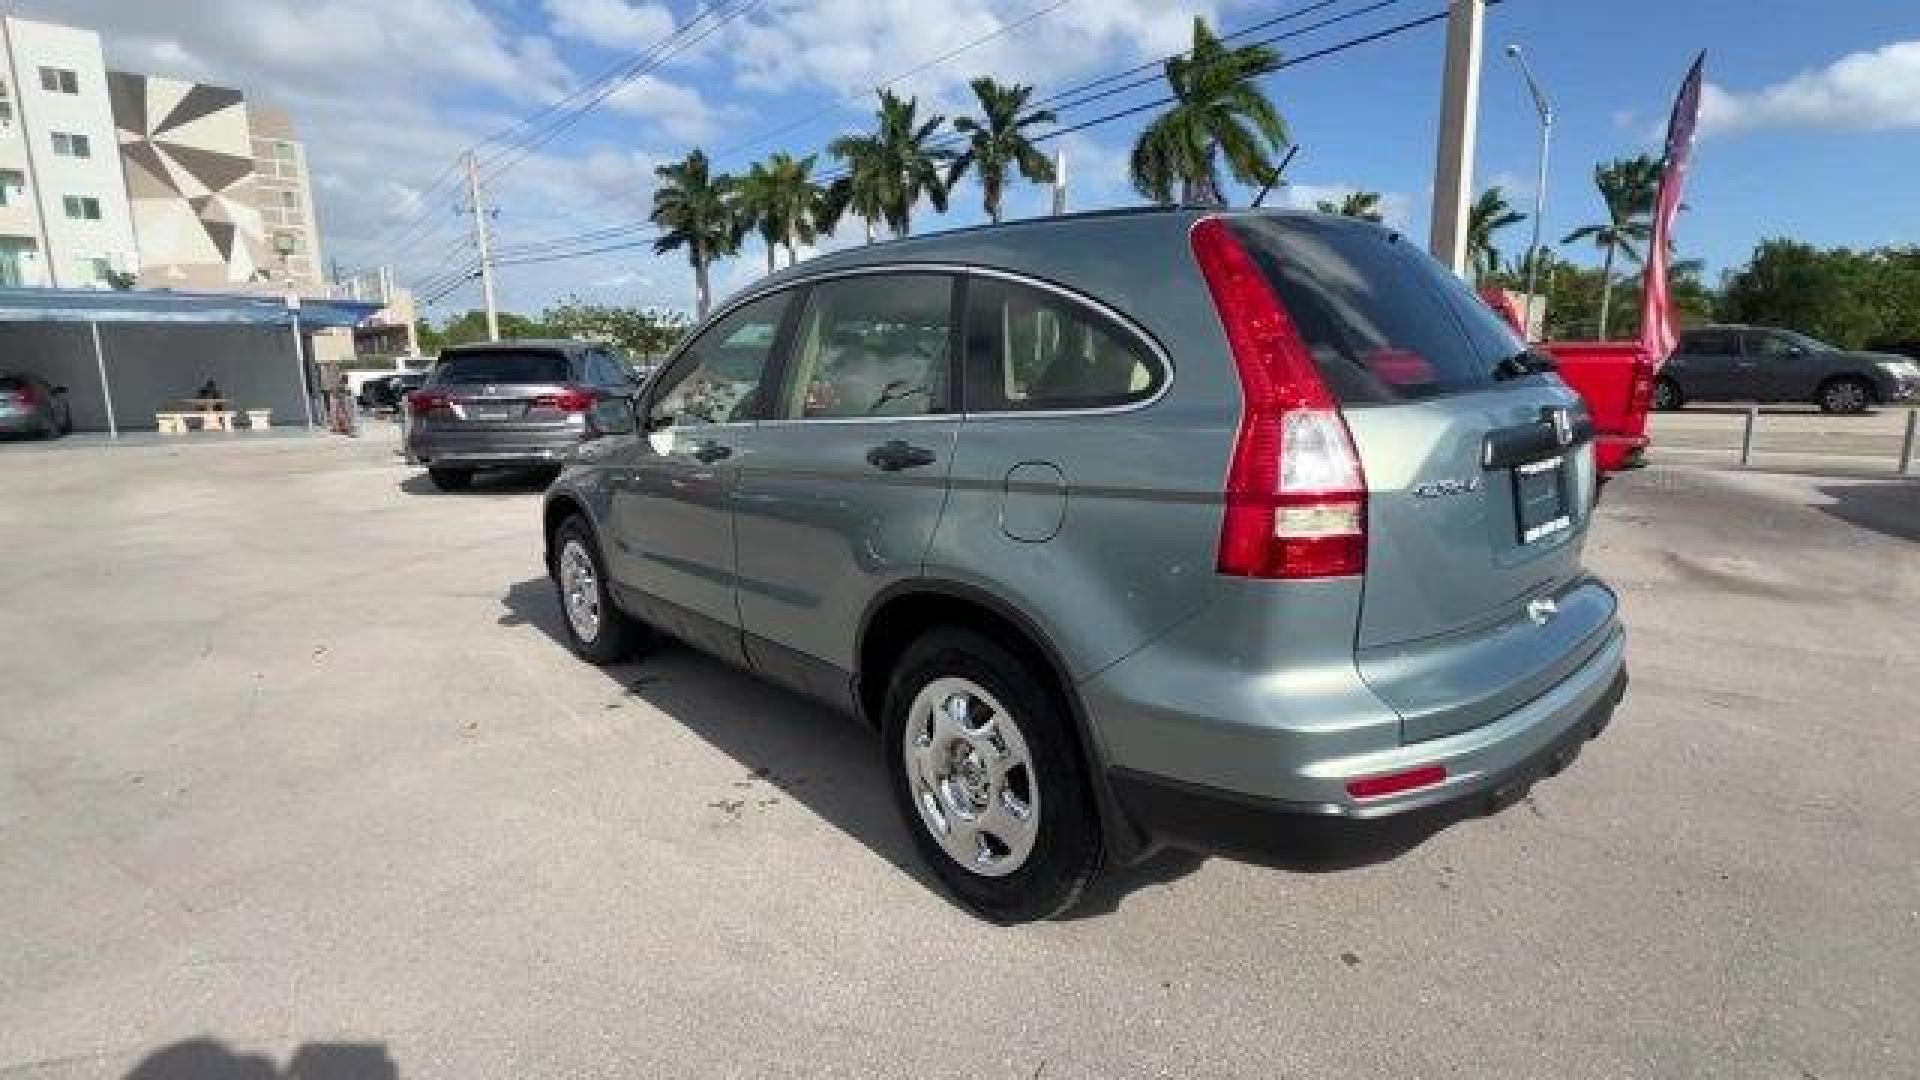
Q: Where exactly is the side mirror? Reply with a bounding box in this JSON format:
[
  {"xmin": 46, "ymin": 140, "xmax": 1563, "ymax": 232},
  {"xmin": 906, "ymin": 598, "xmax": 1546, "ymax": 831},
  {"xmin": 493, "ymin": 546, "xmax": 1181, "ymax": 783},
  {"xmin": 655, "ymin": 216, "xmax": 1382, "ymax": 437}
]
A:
[{"xmin": 585, "ymin": 397, "xmax": 637, "ymax": 438}]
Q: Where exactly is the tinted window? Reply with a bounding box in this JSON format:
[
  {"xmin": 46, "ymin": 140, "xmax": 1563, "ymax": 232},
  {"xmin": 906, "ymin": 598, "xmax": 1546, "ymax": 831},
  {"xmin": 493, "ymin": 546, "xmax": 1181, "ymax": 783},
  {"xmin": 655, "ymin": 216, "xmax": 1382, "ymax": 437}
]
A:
[
  {"xmin": 650, "ymin": 292, "xmax": 790, "ymax": 426},
  {"xmin": 1683, "ymin": 330, "xmax": 1739, "ymax": 356},
  {"xmin": 964, "ymin": 277, "xmax": 1162, "ymax": 411},
  {"xmin": 1747, "ymin": 331, "xmax": 1802, "ymax": 358},
  {"xmin": 432, "ymin": 350, "xmax": 570, "ymax": 384},
  {"xmin": 585, "ymin": 350, "xmax": 626, "ymax": 386},
  {"xmin": 1231, "ymin": 216, "xmax": 1530, "ymax": 404},
  {"xmin": 777, "ymin": 274, "xmax": 952, "ymax": 419}
]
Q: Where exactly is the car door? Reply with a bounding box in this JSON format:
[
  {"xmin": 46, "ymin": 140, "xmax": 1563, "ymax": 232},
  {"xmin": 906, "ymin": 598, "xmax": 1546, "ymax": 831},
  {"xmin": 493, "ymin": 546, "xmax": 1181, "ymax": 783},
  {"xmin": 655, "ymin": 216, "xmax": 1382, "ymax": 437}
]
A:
[
  {"xmin": 1673, "ymin": 328, "xmax": 1742, "ymax": 400},
  {"xmin": 607, "ymin": 292, "xmax": 793, "ymax": 663},
  {"xmin": 732, "ymin": 272, "xmax": 962, "ymax": 706},
  {"xmin": 1743, "ymin": 329, "xmax": 1818, "ymax": 401}
]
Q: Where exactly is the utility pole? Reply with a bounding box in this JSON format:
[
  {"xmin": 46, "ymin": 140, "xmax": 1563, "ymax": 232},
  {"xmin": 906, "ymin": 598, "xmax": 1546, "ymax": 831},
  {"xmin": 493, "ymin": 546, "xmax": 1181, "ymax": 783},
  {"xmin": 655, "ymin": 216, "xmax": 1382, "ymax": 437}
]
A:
[
  {"xmin": 1428, "ymin": 0, "xmax": 1486, "ymax": 277},
  {"xmin": 1051, "ymin": 150, "xmax": 1067, "ymax": 216},
  {"xmin": 464, "ymin": 150, "xmax": 500, "ymax": 341}
]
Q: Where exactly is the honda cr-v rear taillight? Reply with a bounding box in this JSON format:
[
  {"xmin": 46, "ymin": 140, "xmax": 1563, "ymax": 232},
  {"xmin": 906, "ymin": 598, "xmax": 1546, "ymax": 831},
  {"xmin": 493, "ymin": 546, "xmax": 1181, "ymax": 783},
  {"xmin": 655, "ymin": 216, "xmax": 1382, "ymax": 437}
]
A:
[
  {"xmin": 406, "ymin": 389, "xmax": 449, "ymax": 416},
  {"xmin": 1191, "ymin": 216, "xmax": 1367, "ymax": 579},
  {"xmin": 534, "ymin": 387, "xmax": 596, "ymax": 413}
]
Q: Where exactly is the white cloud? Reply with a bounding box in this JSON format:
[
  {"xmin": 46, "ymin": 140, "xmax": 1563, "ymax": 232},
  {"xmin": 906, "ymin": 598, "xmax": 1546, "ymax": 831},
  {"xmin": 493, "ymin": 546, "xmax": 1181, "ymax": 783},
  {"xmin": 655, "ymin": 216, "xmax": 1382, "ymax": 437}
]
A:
[
  {"xmin": 1282, "ymin": 182, "xmax": 1413, "ymax": 229},
  {"xmin": 545, "ymin": 0, "xmax": 676, "ymax": 51},
  {"xmin": 605, "ymin": 74, "xmax": 722, "ymax": 143},
  {"xmin": 1701, "ymin": 39, "xmax": 1920, "ymax": 136}
]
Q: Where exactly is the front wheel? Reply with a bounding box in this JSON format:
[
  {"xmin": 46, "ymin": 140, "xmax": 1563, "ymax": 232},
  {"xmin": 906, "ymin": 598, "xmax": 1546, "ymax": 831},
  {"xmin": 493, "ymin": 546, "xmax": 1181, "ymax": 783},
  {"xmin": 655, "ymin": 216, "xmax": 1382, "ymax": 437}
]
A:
[
  {"xmin": 883, "ymin": 628, "xmax": 1101, "ymax": 923},
  {"xmin": 552, "ymin": 516, "xmax": 642, "ymax": 664},
  {"xmin": 1818, "ymin": 377, "xmax": 1871, "ymax": 415}
]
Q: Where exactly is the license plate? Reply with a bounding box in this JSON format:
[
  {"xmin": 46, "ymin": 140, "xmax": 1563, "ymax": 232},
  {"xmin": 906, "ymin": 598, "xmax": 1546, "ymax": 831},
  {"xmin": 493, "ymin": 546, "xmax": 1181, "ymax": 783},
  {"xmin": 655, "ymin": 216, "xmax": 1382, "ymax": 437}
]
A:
[
  {"xmin": 464, "ymin": 402, "xmax": 513, "ymax": 420},
  {"xmin": 1513, "ymin": 455, "xmax": 1572, "ymax": 544}
]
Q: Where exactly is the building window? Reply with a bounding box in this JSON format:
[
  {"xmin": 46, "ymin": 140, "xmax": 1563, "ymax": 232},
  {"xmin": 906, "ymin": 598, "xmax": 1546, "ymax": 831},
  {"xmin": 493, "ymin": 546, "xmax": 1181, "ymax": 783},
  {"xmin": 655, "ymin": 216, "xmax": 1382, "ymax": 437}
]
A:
[
  {"xmin": 51, "ymin": 131, "xmax": 92, "ymax": 158},
  {"xmin": 281, "ymin": 190, "xmax": 298, "ymax": 210},
  {"xmin": 39, "ymin": 67, "xmax": 79, "ymax": 95},
  {"xmin": 88, "ymin": 257, "xmax": 113, "ymax": 285},
  {"xmin": 63, "ymin": 195, "xmax": 102, "ymax": 221},
  {"xmin": 0, "ymin": 238, "xmax": 38, "ymax": 287},
  {"xmin": 0, "ymin": 99, "xmax": 13, "ymax": 131},
  {"xmin": 0, "ymin": 169, "xmax": 23, "ymax": 206}
]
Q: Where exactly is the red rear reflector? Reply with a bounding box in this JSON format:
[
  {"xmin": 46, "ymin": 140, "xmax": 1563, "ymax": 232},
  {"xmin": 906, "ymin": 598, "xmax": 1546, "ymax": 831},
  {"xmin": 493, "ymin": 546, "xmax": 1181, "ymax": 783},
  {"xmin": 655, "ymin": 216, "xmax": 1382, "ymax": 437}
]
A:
[
  {"xmin": 534, "ymin": 387, "xmax": 596, "ymax": 413},
  {"xmin": 1345, "ymin": 765, "xmax": 1448, "ymax": 801},
  {"xmin": 406, "ymin": 389, "xmax": 449, "ymax": 416},
  {"xmin": 1191, "ymin": 216, "xmax": 1367, "ymax": 579}
]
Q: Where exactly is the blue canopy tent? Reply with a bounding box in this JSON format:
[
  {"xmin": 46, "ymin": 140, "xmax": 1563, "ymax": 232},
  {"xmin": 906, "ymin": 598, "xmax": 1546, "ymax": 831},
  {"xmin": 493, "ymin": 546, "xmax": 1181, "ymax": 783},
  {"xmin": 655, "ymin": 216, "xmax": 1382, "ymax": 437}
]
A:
[{"xmin": 0, "ymin": 287, "xmax": 379, "ymax": 436}]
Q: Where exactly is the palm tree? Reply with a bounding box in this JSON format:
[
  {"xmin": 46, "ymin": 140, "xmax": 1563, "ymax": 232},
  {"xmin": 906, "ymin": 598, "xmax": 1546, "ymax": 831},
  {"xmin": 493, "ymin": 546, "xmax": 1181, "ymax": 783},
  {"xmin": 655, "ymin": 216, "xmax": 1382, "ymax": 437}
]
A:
[
  {"xmin": 823, "ymin": 137, "xmax": 886, "ymax": 244},
  {"xmin": 736, "ymin": 152, "xmax": 831, "ymax": 272},
  {"xmin": 1562, "ymin": 154, "xmax": 1660, "ymax": 338},
  {"xmin": 1129, "ymin": 16, "xmax": 1287, "ymax": 206},
  {"xmin": 1467, "ymin": 186, "xmax": 1526, "ymax": 283},
  {"xmin": 829, "ymin": 89, "xmax": 951, "ymax": 239},
  {"xmin": 1315, "ymin": 190, "xmax": 1384, "ymax": 222},
  {"xmin": 650, "ymin": 148, "xmax": 738, "ymax": 319},
  {"xmin": 950, "ymin": 77, "xmax": 1056, "ymax": 224}
]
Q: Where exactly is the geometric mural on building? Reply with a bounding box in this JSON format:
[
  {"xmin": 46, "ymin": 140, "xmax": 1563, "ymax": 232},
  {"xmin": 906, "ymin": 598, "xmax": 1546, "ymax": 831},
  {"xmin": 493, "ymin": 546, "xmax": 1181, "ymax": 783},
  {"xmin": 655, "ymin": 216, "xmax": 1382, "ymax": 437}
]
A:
[{"xmin": 107, "ymin": 72, "xmax": 266, "ymax": 288}]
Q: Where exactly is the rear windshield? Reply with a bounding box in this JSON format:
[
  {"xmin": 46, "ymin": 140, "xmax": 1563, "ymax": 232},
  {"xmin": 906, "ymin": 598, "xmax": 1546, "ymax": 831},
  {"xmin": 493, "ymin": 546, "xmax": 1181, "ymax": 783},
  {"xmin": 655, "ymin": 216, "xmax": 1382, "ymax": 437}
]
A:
[
  {"xmin": 1231, "ymin": 216, "xmax": 1534, "ymax": 404},
  {"xmin": 433, "ymin": 350, "xmax": 570, "ymax": 385}
]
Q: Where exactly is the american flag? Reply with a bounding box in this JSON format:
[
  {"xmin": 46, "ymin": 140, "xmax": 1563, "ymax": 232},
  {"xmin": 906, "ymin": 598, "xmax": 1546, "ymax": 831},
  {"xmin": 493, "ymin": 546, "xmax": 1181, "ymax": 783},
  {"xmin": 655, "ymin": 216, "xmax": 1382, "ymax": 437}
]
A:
[{"xmin": 1640, "ymin": 52, "xmax": 1706, "ymax": 364}]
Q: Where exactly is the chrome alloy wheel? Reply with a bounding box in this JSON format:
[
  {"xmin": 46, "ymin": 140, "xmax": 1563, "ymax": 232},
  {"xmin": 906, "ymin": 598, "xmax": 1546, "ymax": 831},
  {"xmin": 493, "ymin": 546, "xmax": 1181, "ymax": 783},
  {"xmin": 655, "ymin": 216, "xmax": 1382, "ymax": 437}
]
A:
[
  {"xmin": 903, "ymin": 677, "xmax": 1039, "ymax": 877},
  {"xmin": 558, "ymin": 539, "xmax": 602, "ymax": 642}
]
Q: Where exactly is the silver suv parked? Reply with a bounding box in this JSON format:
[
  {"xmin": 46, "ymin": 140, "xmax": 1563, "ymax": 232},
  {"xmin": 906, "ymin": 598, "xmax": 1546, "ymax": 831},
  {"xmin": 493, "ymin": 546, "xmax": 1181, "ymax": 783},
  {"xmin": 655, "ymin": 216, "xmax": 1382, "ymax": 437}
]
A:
[
  {"xmin": 542, "ymin": 208, "xmax": 1628, "ymax": 922},
  {"xmin": 406, "ymin": 339, "xmax": 641, "ymax": 490}
]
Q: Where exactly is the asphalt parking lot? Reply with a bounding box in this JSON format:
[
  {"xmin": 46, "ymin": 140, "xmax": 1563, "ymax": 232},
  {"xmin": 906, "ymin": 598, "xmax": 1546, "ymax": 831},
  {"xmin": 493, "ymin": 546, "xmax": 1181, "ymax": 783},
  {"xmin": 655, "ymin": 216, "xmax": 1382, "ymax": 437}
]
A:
[{"xmin": 2, "ymin": 428, "xmax": 1916, "ymax": 1079}]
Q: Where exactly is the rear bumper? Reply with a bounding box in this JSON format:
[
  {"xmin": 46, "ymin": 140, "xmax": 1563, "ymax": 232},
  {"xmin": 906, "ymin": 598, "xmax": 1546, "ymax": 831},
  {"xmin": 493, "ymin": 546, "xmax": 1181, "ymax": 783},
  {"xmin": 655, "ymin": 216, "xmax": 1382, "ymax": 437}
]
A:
[
  {"xmin": 1089, "ymin": 611, "xmax": 1628, "ymax": 859},
  {"xmin": 407, "ymin": 425, "xmax": 584, "ymax": 467}
]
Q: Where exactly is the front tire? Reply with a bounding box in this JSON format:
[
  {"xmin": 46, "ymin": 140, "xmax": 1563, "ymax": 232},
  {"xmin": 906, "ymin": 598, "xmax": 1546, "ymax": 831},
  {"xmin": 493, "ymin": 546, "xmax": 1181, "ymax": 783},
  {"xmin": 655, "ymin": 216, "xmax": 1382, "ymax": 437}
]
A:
[
  {"xmin": 552, "ymin": 516, "xmax": 641, "ymax": 664},
  {"xmin": 427, "ymin": 466, "xmax": 473, "ymax": 491},
  {"xmin": 1817, "ymin": 376, "xmax": 1871, "ymax": 414},
  {"xmin": 1653, "ymin": 377, "xmax": 1684, "ymax": 411},
  {"xmin": 883, "ymin": 628, "xmax": 1101, "ymax": 923}
]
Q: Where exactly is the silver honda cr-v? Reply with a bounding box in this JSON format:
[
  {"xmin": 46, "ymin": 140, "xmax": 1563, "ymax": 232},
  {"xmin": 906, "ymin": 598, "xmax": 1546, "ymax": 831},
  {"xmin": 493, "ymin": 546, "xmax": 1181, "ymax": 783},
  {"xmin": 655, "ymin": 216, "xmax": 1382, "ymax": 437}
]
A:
[{"xmin": 541, "ymin": 208, "xmax": 1628, "ymax": 922}]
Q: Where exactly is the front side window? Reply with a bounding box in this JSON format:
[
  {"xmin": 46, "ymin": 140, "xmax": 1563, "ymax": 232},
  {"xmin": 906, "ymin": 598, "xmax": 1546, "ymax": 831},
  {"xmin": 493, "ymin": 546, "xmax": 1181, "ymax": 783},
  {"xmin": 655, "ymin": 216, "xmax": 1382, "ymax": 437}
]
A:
[
  {"xmin": 1748, "ymin": 331, "xmax": 1798, "ymax": 359},
  {"xmin": 1685, "ymin": 330, "xmax": 1738, "ymax": 357},
  {"xmin": 39, "ymin": 67, "xmax": 78, "ymax": 94},
  {"xmin": 778, "ymin": 274, "xmax": 953, "ymax": 419},
  {"xmin": 964, "ymin": 276, "xmax": 1162, "ymax": 412},
  {"xmin": 648, "ymin": 292, "xmax": 790, "ymax": 427}
]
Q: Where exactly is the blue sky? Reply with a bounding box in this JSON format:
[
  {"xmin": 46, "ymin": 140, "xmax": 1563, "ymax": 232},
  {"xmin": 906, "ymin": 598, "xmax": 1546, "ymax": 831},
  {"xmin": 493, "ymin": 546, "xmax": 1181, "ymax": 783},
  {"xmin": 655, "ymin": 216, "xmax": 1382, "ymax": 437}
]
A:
[{"xmin": 20, "ymin": 0, "xmax": 1920, "ymax": 317}]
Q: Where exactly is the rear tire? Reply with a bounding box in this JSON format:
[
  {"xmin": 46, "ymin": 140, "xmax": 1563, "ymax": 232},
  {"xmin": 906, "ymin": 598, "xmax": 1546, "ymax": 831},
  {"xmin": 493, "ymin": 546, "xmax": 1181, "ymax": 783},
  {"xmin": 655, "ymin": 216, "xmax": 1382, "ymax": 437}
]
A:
[
  {"xmin": 882, "ymin": 628, "xmax": 1101, "ymax": 923},
  {"xmin": 1653, "ymin": 377, "xmax": 1684, "ymax": 411},
  {"xmin": 427, "ymin": 466, "xmax": 473, "ymax": 491},
  {"xmin": 1817, "ymin": 376, "xmax": 1871, "ymax": 415},
  {"xmin": 552, "ymin": 516, "xmax": 642, "ymax": 665}
]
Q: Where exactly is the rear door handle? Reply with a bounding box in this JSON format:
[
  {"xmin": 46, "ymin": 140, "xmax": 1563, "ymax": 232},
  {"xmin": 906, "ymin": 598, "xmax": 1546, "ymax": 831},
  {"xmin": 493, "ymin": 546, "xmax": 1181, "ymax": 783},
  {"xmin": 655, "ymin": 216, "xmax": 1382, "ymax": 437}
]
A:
[
  {"xmin": 866, "ymin": 439, "xmax": 936, "ymax": 472},
  {"xmin": 692, "ymin": 439, "xmax": 732, "ymax": 464}
]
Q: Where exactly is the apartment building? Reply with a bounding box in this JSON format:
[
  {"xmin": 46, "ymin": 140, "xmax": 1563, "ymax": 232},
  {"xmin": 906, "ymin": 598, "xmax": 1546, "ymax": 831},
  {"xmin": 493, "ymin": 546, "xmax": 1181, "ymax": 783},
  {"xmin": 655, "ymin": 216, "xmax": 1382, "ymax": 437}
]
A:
[
  {"xmin": 0, "ymin": 16, "xmax": 139, "ymax": 288},
  {"xmin": 0, "ymin": 16, "xmax": 327, "ymax": 296}
]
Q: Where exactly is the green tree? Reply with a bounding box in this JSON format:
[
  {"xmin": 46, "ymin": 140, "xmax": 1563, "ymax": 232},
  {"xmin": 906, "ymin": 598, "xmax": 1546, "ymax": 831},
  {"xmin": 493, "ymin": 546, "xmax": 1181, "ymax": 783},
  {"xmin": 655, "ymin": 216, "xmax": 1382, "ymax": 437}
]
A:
[
  {"xmin": 541, "ymin": 302, "xmax": 691, "ymax": 360},
  {"xmin": 435, "ymin": 310, "xmax": 555, "ymax": 348},
  {"xmin": 733, "ymin": 152, "xmax": 831, "ymax": 274},
  {"xmin": 651, "ymin": 148, "xmax": 739, "ymax": 318},
  {"xmin": 733, "ymin": 159, "xmax": 785, "ymax": 276},
  {"xmin": 1314, "ymin": 190, "xmax": 1383, "ymax": 222},
  {"xmin": 1717, "ymin": 240, "xmax": 1885, "ymax": 348},
  {"xmin": 1129, "ymin": 16, "xmax": 1287, "ymax": 206},
  {"xmin": 1467, "ymin": 186, "xmax": 1526, "ymax": 283},
  {"xmin": 950, "ymin": 77, "xmax": 1056, "ymax": 224},
  {"xmin": 1561, "ymin": 154, "xmax": 1660, "ymax": 339},
  {"xmin": 823, "ymin": 136, "xmax": 887, "ymax": 244},
  {"xmin": 829, "ymin": 89, "xmax": 951, "ymax": 239}
]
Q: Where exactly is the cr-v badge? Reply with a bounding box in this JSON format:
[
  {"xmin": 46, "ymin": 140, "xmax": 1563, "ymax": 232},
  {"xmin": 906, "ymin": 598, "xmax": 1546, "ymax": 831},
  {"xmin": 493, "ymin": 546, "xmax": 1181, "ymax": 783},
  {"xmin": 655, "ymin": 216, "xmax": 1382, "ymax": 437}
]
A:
[{"xmin": 1412, "ymin": 477, "xmax": 1482, "ymax": 499}]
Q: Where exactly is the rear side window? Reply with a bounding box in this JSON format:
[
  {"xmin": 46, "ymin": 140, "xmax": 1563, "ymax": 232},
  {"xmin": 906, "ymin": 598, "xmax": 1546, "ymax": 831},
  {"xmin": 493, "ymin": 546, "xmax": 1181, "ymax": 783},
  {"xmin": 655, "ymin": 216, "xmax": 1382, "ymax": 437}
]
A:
[
  {"xmin": 433, "ymin": 350, "xmax": 570, "ymax": 385},
  {"xmin": 777, "ymin": 274, "xmax": 954, "ymax": 419},
  {"xmin": 1230, "ymin": 216, "xmax": 1527, "ymax": 404},
  {"xmin": 963, "ymin": 276, "xmax": 1163, "ymax": 412},
  {"xmin": 1683, "ymin": 329, "xmax": 1739, "ymax": 356}
]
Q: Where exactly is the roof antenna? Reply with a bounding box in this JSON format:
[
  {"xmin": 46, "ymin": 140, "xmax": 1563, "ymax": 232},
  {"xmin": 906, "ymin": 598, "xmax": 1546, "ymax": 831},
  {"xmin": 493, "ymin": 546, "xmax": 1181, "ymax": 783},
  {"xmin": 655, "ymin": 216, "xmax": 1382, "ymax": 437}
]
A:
[{"xmin": 1251, "ymin": 144, "xmax": 1301, "ymax": 208}]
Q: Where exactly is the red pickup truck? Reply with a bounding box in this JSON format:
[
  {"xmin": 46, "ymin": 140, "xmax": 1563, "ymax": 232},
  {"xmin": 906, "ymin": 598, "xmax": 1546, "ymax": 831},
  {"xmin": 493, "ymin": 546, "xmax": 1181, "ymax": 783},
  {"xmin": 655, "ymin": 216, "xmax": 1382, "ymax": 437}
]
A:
[{"xmin": 1481, "ymin": 290, "xmax": 1656, "ymax": 473}]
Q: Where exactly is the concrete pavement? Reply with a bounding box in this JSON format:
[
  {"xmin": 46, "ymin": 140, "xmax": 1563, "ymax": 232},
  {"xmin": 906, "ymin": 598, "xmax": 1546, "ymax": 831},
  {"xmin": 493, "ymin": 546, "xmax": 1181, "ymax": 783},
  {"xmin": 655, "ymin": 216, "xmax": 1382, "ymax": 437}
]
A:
[{"xmin": 1, "ymin": 429, "xmax": 1916, "ymax": 1078}]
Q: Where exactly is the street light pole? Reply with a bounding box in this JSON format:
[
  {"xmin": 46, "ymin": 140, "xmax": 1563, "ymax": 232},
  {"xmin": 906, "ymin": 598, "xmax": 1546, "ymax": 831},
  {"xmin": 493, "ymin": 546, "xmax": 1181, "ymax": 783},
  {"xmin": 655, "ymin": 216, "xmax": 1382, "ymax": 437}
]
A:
[{"xmin": 1506, "ymin": 43, "xmax": 1553, "ymax": 340}]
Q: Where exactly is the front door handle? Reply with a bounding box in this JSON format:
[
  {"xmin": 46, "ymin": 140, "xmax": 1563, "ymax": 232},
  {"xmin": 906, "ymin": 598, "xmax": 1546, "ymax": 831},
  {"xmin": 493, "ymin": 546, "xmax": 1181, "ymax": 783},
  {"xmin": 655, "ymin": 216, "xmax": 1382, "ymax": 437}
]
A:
[
  {"xmin": 692, "ymin": 439, "xmax": 733, "ymax": 464},
  {"xmin": 866, "ymin": 439, "xmax": 936, "ymax": 472}
]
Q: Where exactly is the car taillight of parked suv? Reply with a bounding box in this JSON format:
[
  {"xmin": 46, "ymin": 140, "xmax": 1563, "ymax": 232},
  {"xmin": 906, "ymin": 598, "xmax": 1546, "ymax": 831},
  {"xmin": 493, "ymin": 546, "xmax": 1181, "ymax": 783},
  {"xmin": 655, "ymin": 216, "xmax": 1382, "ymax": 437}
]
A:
[{"xmin": 540, "ymin": 208, "xmax": 1628, "ymax": 922}]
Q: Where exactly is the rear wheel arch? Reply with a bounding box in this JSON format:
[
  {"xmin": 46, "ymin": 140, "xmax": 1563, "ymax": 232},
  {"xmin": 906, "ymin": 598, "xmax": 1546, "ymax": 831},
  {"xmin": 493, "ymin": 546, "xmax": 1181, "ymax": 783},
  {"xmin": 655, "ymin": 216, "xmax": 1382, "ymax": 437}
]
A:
[{"xmin": 856, "ymin": 580, "xmax": 1152, "ymax": 865}]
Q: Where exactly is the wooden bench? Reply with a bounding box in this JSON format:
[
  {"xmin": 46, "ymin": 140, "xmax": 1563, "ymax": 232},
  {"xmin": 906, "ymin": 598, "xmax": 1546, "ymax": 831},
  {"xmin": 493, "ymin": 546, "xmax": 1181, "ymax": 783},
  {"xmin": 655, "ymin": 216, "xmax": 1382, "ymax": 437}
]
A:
[{"xmin": 155, "ymin": 411, "xmax": 238, "ymax": 433}]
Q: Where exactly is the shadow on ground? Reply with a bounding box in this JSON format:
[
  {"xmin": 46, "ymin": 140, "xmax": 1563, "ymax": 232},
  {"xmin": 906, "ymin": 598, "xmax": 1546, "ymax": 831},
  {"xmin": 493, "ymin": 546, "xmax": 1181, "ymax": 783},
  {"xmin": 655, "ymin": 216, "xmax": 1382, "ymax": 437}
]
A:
[
  {"xmin": 499, "ymin": 577, "xmax": 1468, "ymax": 918},
  {"xmin": 398, "ymin": 467, "xmax": 557, "ymax": 497},
  {"xmin": 1815, "ymin": 480, "xmax": 1920, "ymax": 542},
  {"xmin": 123, "ymin": 1039, "xmax": 396, "ymax": 1079}
]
